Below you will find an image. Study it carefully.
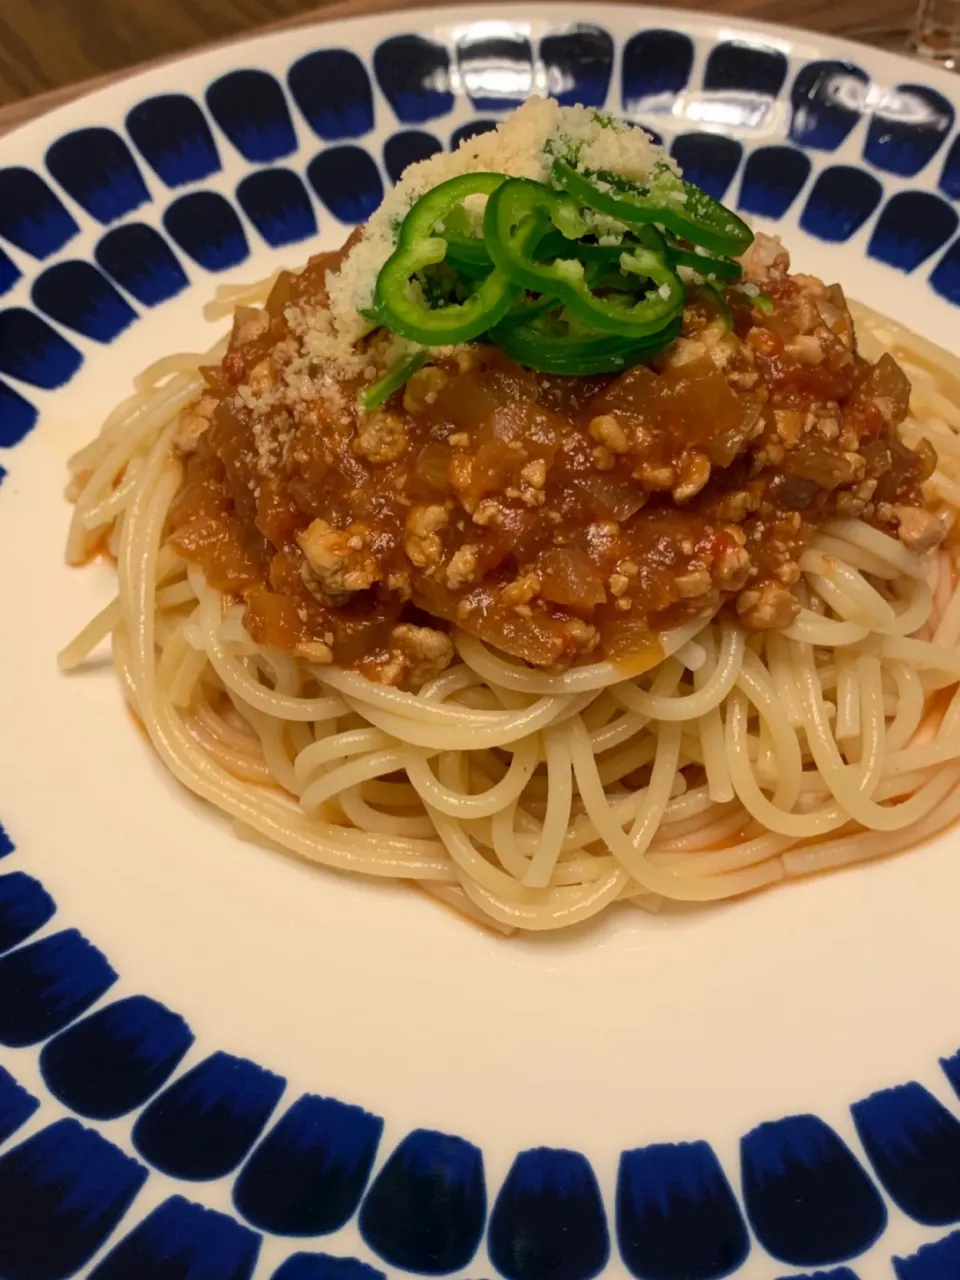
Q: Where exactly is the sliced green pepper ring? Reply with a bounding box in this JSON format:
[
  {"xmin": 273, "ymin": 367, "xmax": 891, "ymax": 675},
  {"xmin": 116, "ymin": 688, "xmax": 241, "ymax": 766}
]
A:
[
  {"xmin": 552, "ymin": 158, "xmax": 754, "ymax": 258},
  {"xmin": 689, "ymin": 282, "xmax": 733, "ymax": 334},
  {"xmin": 484, "ymin": 178, "xmax": 684, "ymax": 339},
  {"xmin": 489, "ymin": 309, "xmax": 683, "ymax": 375},
  {"xmin": 666, "ymin": 245, "xmax": 742, "ymax": 282},
  {"xmin": 375, "ymin": 172, "xmax": 521, "ymax": 346}
]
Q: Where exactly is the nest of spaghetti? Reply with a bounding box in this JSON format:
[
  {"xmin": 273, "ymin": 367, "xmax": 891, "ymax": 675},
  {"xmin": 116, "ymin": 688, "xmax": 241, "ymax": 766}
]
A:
[{"xmin": 63, "ymin": 231, "xmax": 960, "ymax": 935}]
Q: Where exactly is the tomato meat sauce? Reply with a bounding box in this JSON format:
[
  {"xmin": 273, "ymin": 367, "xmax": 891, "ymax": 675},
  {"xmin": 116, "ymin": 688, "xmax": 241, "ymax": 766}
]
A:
[{"xmin": 166, "ymin": 232, "xmax": 939, "ymax": 688}]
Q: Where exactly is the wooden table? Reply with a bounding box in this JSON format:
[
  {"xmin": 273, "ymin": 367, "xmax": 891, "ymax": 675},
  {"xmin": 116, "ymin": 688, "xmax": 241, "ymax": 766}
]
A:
[{"xmin": 0, "ymin": 0, "xmax": 915, "ymax": 134}]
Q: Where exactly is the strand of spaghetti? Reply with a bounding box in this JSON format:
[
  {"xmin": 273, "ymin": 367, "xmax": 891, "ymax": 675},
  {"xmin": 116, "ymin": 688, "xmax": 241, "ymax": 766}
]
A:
[
  {"xmin": 648, "ymin": 804, "xmax": 748, "ymax": 854},
  {"xmin": 457, "ymin": 859, "xmax": 631, "ymax": 930},
  {"xmin": 870, "ymin": 634, "xmax": 960, "ymax": 675},
  {"xmin": 523, "ymin": 728, "xmax": 574, "ymax": 888},
  {"xmin": 58, "ymin": 597, "xmax": 123, "ymax": 670},
  {"xmin": 783, "ymin": 768, "xmax": 960, "ymax": 877},
  {"xmin": 454, "ymin": 615, "xmax": 710, "ymax": 695},
  {"xmin": 403, "ymin": 735, "xmax": 538, "ymax": 819},
  {"xmin": 294, "ymin": 728, "xmax": 394, "ymax": 783},
  {"xmin": 491, "ymin": 800, "xmax": 536, "ymax": 879},
  {"xmin": 196, "ymin": 590, "xmax": 349, "ymax": 722},
  {"xmin": 821, "ymin": 519, "xmax": 931, "ymax": 580},
  {"xmin": 783, "ymin": 610, "xmax": 870, "ymax": 647},
  {"xmin": 82, "ymin": 458, "xmax": 143, "ymax": 530},
  {"xmin": 611, "ymin": 626, "xmax": 744, "ymax": 721},
  {"xmin": 569, "ymin": 718, "xmax": 784, "ymax": 900},
  {"xmin": 835, "ymin": 651, "xmax": 860, "ymax": 741},
  {"xmin": 340, "ymin": 788, "xmax": 437, "ymax": 839},
  {"xmin": 809, "ymin": 533, "xmax": 905, "ymax": 579},
  {"xmin": 183, "ymin": 717, "xmax": 275, "ymax": 784},
  {"xmin": 319, "ymin": 664, "xmax": 522, "ymax": 724},
  {"xmin": 417, "ymin": 880, "xmax": 515, "ymax": 935},
  {"xmin": 695, "ymin": 628, "xmax": 734, "ymax": 803},
  {"xmin": 654, "ymin": 830, "xmax": 797, "ymax": 878},
  {"xmin": 300, "ymin": 749, "xmax": 432, "ymax": 814},
  {"xmin": 339, "ymin": 690, "xmax": 566, "ymax": 750},
  {"xmin": 737, "ymin": 648, "xmax": 805, "ymax": 811},
  {"xmin": 801, "ymin": 552, "xmax": 898, "ymax": 626},
  {"xmin": 794, "ymin": 644, "xmax": 951, "ymax": 831},
  {"xmin": 934, "ymin": 575, "xmax": 960, "ymax": 648},
  {"xmin": 884, "ymin": 661, "xmax": 927, "ymax": 753}
]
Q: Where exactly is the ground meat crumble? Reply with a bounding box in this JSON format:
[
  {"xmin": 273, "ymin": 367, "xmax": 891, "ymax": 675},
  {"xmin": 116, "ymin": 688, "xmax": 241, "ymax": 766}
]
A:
[{"xmin": 167, "ymin": 233, "xmax": 941, "ymax": 683}]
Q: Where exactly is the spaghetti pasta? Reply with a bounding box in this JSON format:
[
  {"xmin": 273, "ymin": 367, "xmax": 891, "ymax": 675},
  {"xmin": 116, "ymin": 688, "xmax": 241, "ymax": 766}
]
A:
[{"xmin": 59, "ymin": 269, "xmax": 960, "ymax": 933}]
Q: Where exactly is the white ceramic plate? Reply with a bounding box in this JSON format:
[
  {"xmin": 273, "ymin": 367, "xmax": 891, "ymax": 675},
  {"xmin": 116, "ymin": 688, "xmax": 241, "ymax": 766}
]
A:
[{"xmin": 0, "ymin": 7, "xmax": 958, "ymax": 1278}]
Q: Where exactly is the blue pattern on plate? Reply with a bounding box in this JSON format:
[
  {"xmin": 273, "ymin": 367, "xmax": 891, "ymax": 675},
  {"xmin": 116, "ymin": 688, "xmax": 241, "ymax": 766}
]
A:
[
  {"xmin": 0, "ymin": 1065, "xmax": 38, "ymax": 1146},
  {"xmin": 207, "ymin": 70, "xmax": 298, "ymax": 163},
  {"xmin": 0, "ymin": 928, "xmax": 117, "ymax": 1047},
  {"xmin": 939, "ymin": 1046, "xmax": 960, "ymax": 1098},
  {"xmin": 456, "ymin": 29, "xmax": 533, "ymax": 113},
  {"xmin": 1, "ymin": 18, "xmax": 960, "ymax": 1280},
  {"xmin": 789, "ymin": 61, "xmax": 869, "ymax": 151},
  {"xmin": 273, "ymin": 1254, "xmax": 386, "ymax": 1280},
  {"xmin": 852, "ymin": 1082, "xmax": 960, "ymax": 1225},
  {"xmin": 894, "ymin": 1228, "xmax": 960, "ymax": 1278},
  {"xmin": 95, "ymin": 223, "xmax": 190, "ymax": 306},
  {"xmin": 738, "ymin": 146, "xmax": 812, "ymax": 219},
  {"xmin": 868, "ymin": 192, "xmax": 959, "ymax": 272},
  {"xmin": 941, "ymin": 135, "xmax": 960, "ymax": 198},
  {"xmin": 40, "ymin": 993, "xmax": 194, "ymax": 1120},
  {"xmin": 0, "ymin": 248, "xmax": 20, "ymax": 297},
  {"xmin": 237, "ymin": 169, "xmax": 318, "ymax": 247},
  {"xmin": 46, "ymin": 128, "xmax": 150, "ymax": 224},
  {"xmin": 451, "ymin": 121, "xmax": 498, "ymax": 148},
  {"xmin": 88, "ymin": 1194, "xmax": 261, "ymax": 1280},
  {"xmin": 32, "ymin": 260, "xmax": 138, "ymax": 342},
  {"xmin": 616, "ymin": 1140, "xmax": 750, "ymax": 1280},
  {"xmin": 775, "ymin": 1271, "xmax": 861, "ymax": 1280},
  {"xmin": 670, "ymin": 134, "xmax": 743, "ymax": 201},
  {"xmin": 288, "ymin": 50, "xmax": 375, "ymax": 141},
  {"xmin": 934, "ymin": 244, "xmax": 960, "ymax": 309},
  {"xmin": 359, "ymin": 1128, "xmax": 486, "ymax": 1273},
  {"xmin": 740, "ymin": 1114, "xmax": 886, "ymax": 1266},
  {"xmin": 0, "ymin": 307, "xmax": 83, "ymax": 389},
  {"xmin": 704, "ymin": 40, "xmax": 788, "ymax": 97},
  {"xmin": 0, "ymin": 872, "xmax": 54, "ymax": 955},
  {"xmin": 133, "ymin": 1050, "xmax": 286, "ymax": 1180},
  {"xmin": 621, "ymin": 30, "xmax": 694, "ymax": 115},
  {"xmin": 540, "ymin": 26, "xmax": 614, "ymax": 109},
  {"xmin": 488, "ymin": 1148, "xmax": 609, "ymax": 1280},
  {"xmin": 307, "ymin": 147, "xmax": 384, "ymax": 224},
  {"xmin": 126, "ymin": 94, "xmax": 222, "ymax": 187},
  {"xmin": 0, "ymin": 382, "xmax": 39, "ymax": 448},
  {"xmin": 164, "ymin": 191, "xmax": 250, "ymax": 270},
  {"xmin": 234, "ymin": 1093, "xmax": 384, "ymax": 1235},
  {"xmin": 864, "ymin": 85, "xmax": 955, "ymax": 177},
  {"xmin": 0, "ymin": 1118, "xmax": 147, "ymax": 1279},
  {"xmin": 383, "ymin": 131, "xmax": 443, "ymax": 184},
  {"xmin": 800, "ymin": 166, "xmax": 883, "ymax": 242},
  {"xmin": 374, "ymin": 37, "xmax": 453, "ymax": 124},
  {"xmin": 0, "ymin": 823, "xmax": 12, "ymax": 856},
  {"xmin": 0, "ymin": 167, "xmax": 78, "ymax": 258}
]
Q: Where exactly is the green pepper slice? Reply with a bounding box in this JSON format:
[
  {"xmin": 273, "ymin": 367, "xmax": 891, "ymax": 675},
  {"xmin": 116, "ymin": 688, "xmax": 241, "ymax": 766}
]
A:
[
  {"xmin": 484, "ymin": 178, "xmax": 684, "ymax": 339},
  {"xmin": 666, "ymin": 246, "xmax": 742, "ymax": 282},
  {"xmin": 374, "ymin": 173, "xmax": 521, "ymax": 345},
  {"xmin": 489, "ymin": 308, "xmax": 682, "ymax": 375},
  {"xmin": 359, "ymin": 350, "xmax": 428, "ymax": 410},
  {"xmin": 552, "ymin": 159, "xmax": 754, "ymax": 258}
]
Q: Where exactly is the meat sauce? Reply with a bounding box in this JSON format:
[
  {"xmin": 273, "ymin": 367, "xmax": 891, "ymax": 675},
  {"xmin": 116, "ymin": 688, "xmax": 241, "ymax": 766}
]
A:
[{"xmin": 166, "ymin": 234, "xmax": 937, "ymax": 685}]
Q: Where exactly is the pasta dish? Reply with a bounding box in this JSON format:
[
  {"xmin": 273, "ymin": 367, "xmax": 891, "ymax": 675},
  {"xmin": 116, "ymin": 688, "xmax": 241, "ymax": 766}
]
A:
[{"xmin": 61, "ymin": 99, "xmax": 960, "ymax": 933}]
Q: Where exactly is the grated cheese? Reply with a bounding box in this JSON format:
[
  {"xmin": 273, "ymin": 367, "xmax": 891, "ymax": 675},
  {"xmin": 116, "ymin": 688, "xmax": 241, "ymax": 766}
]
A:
[{"xmin": 317, "ymin": 97, "xmax": 680, "ymax": 371}]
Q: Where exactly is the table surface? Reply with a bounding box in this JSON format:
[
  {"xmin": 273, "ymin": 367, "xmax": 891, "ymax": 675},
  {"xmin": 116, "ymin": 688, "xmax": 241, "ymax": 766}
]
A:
[{"xmin": 0, "ymin": 0, "xmax": 916, "ymax": 131}]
